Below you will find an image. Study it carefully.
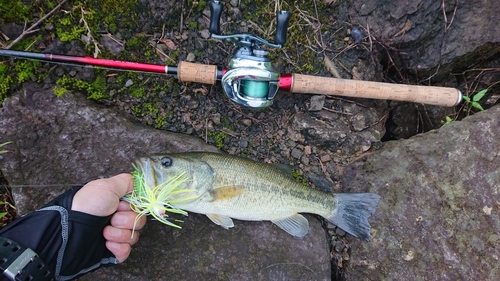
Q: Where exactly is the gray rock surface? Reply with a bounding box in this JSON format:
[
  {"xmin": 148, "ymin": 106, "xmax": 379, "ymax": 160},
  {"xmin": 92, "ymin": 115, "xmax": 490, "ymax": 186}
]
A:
[
  {"xmin": 349, "ymin": 0, "xmax": 500, "ymax": 139},
  {"xmin": 342, "ymin": 105, "xmax": 500, "ymax": 280},
  {"xmin": 83, "ymin": 213, "xmax": 329, "ymax": 281},
  {"xmin": 349, "ymin": 0, "xmax": 500, "ymax": 73},
  {"xmin": 0, "ymin": 83, "xmax": 219, "ymax": 193},
  {"xmin": 0, "ymin": 85, "xmax": 331, "ymax": 280}
]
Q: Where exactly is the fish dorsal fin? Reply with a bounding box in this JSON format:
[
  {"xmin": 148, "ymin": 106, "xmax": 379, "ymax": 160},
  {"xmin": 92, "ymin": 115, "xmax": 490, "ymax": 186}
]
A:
[
  {"xmin": 206, "ymin": 213, "xmax": 234, "ymax": 229},
  {"xmin": 270, "ymin": 163, "xmax": 294, "ymax": 176},
  {"xmin": 271, "ymin": 214, "xmax": 310, "ymax": 237},
  {"xmin": 209, "ymin": 186, "xmax": 245, "ymax": 202}
]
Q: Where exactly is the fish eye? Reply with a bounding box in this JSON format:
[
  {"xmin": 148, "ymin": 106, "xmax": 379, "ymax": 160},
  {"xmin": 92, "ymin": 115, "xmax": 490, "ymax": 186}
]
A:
[{"xmin": 161, "ymin": 157, "xmax": 172, "ymax": 167}]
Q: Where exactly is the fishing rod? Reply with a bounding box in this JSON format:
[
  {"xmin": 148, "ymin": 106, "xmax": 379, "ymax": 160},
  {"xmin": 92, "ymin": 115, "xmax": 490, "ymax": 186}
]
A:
[{"xmin": 0, "ymin": 0, "xmax": 462, "ymax": 108}]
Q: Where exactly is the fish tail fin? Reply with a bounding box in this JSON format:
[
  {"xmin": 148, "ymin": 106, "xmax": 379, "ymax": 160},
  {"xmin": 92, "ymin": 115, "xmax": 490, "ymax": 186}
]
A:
[{"xmin": 327, "ymin": 193, "xmax": 381, "ymax": 241}]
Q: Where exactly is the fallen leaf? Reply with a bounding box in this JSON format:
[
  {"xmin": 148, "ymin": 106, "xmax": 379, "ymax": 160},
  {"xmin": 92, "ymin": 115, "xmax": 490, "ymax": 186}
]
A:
[
  {"xmin": 159, "ymin": 38, "xmax": 178, "ymax": 50},
  {"xmin": 193, "ymin": 87, "xmax": 208, "ymax": 95}
]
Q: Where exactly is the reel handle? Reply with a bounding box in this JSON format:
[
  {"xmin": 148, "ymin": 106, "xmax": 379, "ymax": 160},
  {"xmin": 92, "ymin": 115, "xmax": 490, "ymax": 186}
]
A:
[
  {"xmin": 275, "ymin": 11, "xmax": 291, "ymax": 46},
  {"xmin": 209, "ymin": 0, "xmax": 223, "ymax": 35},
  {"xmin": 287, "ymin": 74, "xmax": 462, "ymax": 106}
]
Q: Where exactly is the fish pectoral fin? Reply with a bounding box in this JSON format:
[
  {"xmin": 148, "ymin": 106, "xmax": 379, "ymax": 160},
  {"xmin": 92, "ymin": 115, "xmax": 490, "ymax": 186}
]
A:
[
  {"xmin": 206, "ymin": 213, "xmax": 234, "ymax": 229},
  {"xmin": 209, "ymin": 186, "xmax": 245, "ymax": 202},
  {"xmin": 271, "ymin": 214, "xmax": 310, "ymax": 237}
]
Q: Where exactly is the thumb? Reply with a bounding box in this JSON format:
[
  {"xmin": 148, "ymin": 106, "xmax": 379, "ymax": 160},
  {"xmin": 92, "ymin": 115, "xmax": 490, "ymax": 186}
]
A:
[
  {"xmin": 104, "ymin": 173, "xmax": 135, "ymax": 198},
  {"xmin": 72, "ymin": 173, "xmax": 134, "ymax": 216}
]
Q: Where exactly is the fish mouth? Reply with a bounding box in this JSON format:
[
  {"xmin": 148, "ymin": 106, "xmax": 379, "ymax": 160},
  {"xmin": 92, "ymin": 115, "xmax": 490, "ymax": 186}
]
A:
[{"xmin": 135, "ymin": 157, "xmax": 157, "ymax": 189}]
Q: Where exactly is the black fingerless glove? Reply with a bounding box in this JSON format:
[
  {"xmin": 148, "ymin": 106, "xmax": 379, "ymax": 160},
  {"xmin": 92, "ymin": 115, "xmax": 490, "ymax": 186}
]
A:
[{"xmin": 0, "ymin": 186, "xmax": 118, "ymax": 281}]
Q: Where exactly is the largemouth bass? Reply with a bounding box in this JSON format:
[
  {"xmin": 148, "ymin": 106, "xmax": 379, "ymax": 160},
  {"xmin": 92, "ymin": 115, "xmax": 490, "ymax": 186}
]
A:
[{"xmin": 136, "ymin": 152, "xmax": 380, "ymax": 241}]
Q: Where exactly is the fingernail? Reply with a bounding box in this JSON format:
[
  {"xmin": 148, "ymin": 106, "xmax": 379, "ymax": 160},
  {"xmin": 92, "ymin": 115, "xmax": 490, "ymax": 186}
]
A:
[
  {"xmin": 113, "ymin": 213, "xmax": 128, "ymax": 226},
  {"xmin": 108, "ymin": 227, "xmax": 122, "ymax": 237},
  {"xmin": 107, "ymin": 241, "xmax": 121, "ymax": 250}
]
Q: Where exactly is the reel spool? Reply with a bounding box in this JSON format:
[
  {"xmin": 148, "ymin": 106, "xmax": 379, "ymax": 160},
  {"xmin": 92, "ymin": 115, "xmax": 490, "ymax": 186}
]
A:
[{"xmin": 209, "ymin": 0, "xmax": 290, "ymax": 108}]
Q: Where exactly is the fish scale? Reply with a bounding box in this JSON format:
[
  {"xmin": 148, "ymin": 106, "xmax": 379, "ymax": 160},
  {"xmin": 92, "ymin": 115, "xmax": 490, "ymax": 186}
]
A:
[
  {"xmin": 204, "ymin": 158, "xmax": 335, "ymax": 220},
  {"xmin": 137, "ymin": 152, "xmax": 380, "ymax": 241}
]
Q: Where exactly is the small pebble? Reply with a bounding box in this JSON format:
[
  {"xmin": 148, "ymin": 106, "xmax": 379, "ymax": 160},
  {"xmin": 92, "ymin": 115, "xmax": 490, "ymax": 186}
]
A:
[
  {"xmin": 206, "ymin": 121, "xmax": 215, "ymax": 132},
  {"xmin": 308, "ymin": 95, "xmax": 325, "ymax": 111},
  {"xmin": 300, "ymin": 155, "xmax": 309, "ymax": 165},
  {"xmin": 211, "ymin": 113, "xmax": 221, "ymax": 125},
  {"xmin": 239, "ymin": 137, "xmax": 249, "ymax": 148},
  {"xmin": 351, "ymin": 27, "xmax": 364, "ymax": 44},
  {"xmin": 291, "ymin": 148, "xmax": 302, "ymax": 159},
  {"xmin": 44, "ymin": 23, "xmax": 54, "ymax": 31},
  {"xmin": 320, "ymin": 154, "xmax": 331, "ymax": 162},
  {"xmin": 241, "ymin": 119, "xmax": 252, "ymax": 126},
  {"xmin": 186, "ymin": 53, "xmax": 196, "ymax": 62},
  {"xmin": 200, "ymin": 29, "xmax": 211, "ymax": 39},
  {"xmin": 303, "ymin": 146, "xmax": 312, "ymax": 155},
  {"xmin": 125, "ymin": 79, "xmax": 133, "ymax": 87}
]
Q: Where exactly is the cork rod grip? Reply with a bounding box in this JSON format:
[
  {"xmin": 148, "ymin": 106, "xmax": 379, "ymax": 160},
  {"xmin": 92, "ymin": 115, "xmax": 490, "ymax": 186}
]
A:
[
  {"xmin": 291, "ymin": 74, "xmax": 462, "ymax": 106},
  {"xmin": 177, "ymin": 61, "xmax": 218, "ymax": 84}
]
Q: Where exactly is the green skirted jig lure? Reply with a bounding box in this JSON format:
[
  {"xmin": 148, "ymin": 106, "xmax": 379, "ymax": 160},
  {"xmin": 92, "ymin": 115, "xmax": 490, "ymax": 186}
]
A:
[{"xmin": 122, "ymin": 164, "xmax": 198, "ymax": 236}]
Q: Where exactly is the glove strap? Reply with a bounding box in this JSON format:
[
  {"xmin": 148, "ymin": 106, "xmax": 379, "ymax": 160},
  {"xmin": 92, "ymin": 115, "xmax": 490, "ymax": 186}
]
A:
[{"xmin": 0, "ymin": 236, "xmax": 53, "ymax": 281}]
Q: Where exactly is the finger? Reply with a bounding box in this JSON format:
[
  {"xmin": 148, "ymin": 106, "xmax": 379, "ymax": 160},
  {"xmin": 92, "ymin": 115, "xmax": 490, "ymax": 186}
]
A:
[
  {"xmin": 117, "ymin": 200, "xmax": 132, "ymax": 212},
  {"xmin": 106, "ymin": 241, "xmax": 131, "ymax": 263},
  {"xmin": 110, "ymin": 211, "xmax": 147, "ymax": 231},
  {"xmin": 103, "ymin": 225, "xmax": 140, "ymax": 245}
]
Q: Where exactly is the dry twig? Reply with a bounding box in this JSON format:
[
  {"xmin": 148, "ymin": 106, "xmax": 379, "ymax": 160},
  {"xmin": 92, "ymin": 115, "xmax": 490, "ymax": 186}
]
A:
[{"xmin": 5, "ymin": 0, "xmax": 68, "ymax": 50}]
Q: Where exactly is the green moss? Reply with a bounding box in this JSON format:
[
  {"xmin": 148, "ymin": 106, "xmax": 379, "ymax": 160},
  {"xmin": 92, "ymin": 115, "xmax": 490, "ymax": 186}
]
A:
[
  {"xmin": 56, "ymin": 14, "xmax": 87, "ymax": 42},
  {"xmin": 0, "ymin": 57, "xmax": 48, "ymax": 103},
  {"xmin": 291, "ymin": 169, "xmax": 308, "ymax": 185},
  {"xmin": 188, "ymin": 21, "xmax": 198, "ymax": 29},
  {"xmin": 169, "ymin": 50, "xmax": 182, "ymax": 62},
  {"xmin": 53, "ymin": 86, "xmax": 68, "ymax": 97},
  {"xmin": 221, "ymin": 116, "xmax": 234, "ymax": 130},
  {"xmin": 11, "ymin": 36, "xmax": 42, "ymax": 52},
  {"xmin": 208, "ymin": 132, "xmax": 227, "ymax": 149},
  {"xmin": 155, "ymin": 116, "xmax": 168, "ymax": 129},
  {"xmin": 13, "ymin": 60, "xmax": 40, "ymax": 83},
  {"xmin": 0, "ymin": 65, "xmax": 13, "ymax": 104},
  {"xmin": 125, "ymin": 35, "xmax": 148, "ymax": 49},
  {"xmin": 143, "ymin": 102, "xmax": 159, "ymax": 115},
  {"xmin": 98, "ymin": 0, "xmax": 139, "ymax": 30},
  {"xmin": 0, "ymin": 0, "xmax": 30, "ymax": 22},
  {"xmin": 131, "ymin": 105, "xmax": 142, "ymax": 116},
  {"xmin": 188, "ymin": 0, "xmax": 207, "ymax": 12},
  {"xmin": 131, "ymin": 87, "xmax": 145, "ymax": 98},
  {"xmin": 56, "ymin": 75, "xmax": 108, "ymax": 100}
]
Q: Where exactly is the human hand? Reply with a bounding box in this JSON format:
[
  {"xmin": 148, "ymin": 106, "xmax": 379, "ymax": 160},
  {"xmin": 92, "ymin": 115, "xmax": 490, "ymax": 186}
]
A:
[{"xmin": 71, "ymin": 173, "xmax": 147, "ymax": 262}]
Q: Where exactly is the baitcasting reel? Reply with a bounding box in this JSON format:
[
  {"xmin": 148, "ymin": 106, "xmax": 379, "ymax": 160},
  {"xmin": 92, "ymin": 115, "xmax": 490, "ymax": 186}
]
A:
[{"xmin": 209, "ymin": 0, "xmax": 291, "ymax": 108}]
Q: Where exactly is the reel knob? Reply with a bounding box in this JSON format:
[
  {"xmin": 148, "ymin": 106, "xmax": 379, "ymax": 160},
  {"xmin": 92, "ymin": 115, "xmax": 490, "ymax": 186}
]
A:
[{"xmin": 209, "ymin": 1, "xmax": 223, "ymax": 35}]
